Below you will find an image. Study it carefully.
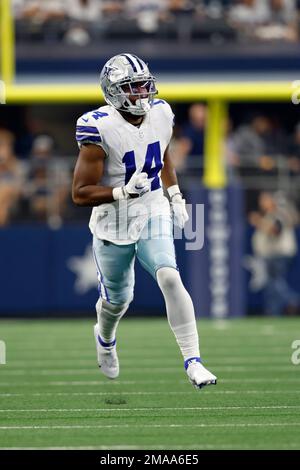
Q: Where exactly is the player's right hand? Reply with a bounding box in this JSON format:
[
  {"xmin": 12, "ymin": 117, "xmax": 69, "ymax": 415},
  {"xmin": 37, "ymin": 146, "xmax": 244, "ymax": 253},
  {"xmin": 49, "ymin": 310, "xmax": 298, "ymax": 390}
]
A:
[
  {"xmin": 124, "ymin": 171, "xmax": 151, "ymax": 198},
  {"xmin": 171, "ymin": 193, "xmax": 189, "ymax": 228}
]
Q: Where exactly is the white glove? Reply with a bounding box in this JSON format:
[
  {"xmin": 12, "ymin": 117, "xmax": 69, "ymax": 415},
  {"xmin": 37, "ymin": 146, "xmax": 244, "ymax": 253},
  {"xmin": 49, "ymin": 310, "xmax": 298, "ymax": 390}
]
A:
[
  {"xmin": 113, "ymin": 171, "xmax": 151, "ymax": 200},
  {"xmin": 168, "ymin": 185, "xmax": 189, "ymax": 229}
]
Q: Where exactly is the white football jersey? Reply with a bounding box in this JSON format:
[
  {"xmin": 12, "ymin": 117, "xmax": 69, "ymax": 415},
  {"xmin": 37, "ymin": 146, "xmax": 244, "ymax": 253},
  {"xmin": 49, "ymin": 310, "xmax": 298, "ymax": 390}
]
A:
[{"xmin": 76, "ymin": 99, "xmax": 174, "ymax": 244}]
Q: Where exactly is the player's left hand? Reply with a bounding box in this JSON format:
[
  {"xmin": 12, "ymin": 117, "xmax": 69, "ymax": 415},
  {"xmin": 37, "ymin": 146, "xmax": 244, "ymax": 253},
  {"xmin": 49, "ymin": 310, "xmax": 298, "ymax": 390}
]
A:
[{"xmin": 171, "ymin": 194, "xmax": 189, "ymax": 229}]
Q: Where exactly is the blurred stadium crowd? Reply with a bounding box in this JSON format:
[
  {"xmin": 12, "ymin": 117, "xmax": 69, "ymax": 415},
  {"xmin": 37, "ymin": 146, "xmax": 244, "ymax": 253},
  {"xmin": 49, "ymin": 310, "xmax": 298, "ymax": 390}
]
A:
[{"xmin": 13, "ymin": 0, "xmax": 300, "ymax": 45}]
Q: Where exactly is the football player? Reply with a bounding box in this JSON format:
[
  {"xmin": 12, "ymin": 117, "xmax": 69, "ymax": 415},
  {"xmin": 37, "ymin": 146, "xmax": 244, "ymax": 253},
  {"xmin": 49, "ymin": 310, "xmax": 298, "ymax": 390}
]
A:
[{"xmin": 72, "ymin": 53, "xmax": 217, "ymax": 389}]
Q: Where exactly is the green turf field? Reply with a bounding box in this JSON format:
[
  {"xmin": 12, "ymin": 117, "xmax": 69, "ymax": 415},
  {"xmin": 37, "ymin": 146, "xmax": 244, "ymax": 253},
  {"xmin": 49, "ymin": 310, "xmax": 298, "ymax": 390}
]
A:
[{"xmin": 0, "ymin": 317, "xmax": 299, "ymax": 450}]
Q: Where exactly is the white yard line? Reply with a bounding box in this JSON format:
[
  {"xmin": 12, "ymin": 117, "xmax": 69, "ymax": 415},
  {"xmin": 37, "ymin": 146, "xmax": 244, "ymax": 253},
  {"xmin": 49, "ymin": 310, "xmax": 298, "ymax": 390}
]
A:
[
  {"xmin": 0, "ymin": 423, "xmax": 300, "ymax": 430},
  {"xmin": 2, "ymin": 443, "xmax": 299, "ymax": 450},
  {"xmin": 1, "ymin": 390, "xmax": 300, "ymax": 397},
  {"xmin": 0, "ymin": 405, "xmax": 299, "ymax": 413}
]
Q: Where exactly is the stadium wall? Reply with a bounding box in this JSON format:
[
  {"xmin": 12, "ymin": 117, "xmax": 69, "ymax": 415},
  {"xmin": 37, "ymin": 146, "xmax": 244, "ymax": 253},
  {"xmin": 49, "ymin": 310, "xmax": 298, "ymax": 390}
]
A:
[{"xmin": 0, "ymin": 186, "xmax": 246, "ymax": 318}]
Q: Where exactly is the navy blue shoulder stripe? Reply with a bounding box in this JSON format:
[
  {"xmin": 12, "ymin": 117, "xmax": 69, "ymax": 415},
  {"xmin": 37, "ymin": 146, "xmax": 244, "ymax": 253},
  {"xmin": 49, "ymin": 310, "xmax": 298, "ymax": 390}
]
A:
[
  {"xmin": 76, "ymin": 134, "xmax": 102, "ymax": 143},
  {"xmin": 76, "ymin": 125, "xmax": 99, "ymax": 134},
  {"xmin": 152, "ymin": 100, "xmax": 165, "ymax": 106}
]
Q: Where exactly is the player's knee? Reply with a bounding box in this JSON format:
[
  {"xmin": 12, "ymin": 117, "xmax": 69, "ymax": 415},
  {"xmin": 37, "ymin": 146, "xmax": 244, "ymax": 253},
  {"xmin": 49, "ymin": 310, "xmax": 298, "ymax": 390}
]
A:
[
  {"xmin": 96, "ymin": 296, "xmax": 131, "ymax": 316},
  {"xmin": 102, "ymin": 298, "xmax": 130, "ymax": 315},
  {"xmin": 96, "ymin": 292, "xmax": 132, "ymax": 311},
  {"xmin": 101, "ymin": 278, "xmax": 134, "ymax": 306},
  {"xmin": 156, "ymin": 266, "xmax": 181, "ymax": 293},
  {"xmin": 108, "ymin": 288, "xmax": 134, "ymax": 307}
]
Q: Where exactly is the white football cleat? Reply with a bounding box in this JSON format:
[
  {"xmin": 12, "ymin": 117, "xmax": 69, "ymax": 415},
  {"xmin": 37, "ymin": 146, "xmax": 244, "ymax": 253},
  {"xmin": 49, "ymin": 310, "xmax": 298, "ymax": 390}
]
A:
[
  {"xmin": 94, "ymin": 324, "xmax": 119, "ymax": 379},
  {"xmin": 185, "ymin": 357, "xmax": 217, "ymax": 390}
]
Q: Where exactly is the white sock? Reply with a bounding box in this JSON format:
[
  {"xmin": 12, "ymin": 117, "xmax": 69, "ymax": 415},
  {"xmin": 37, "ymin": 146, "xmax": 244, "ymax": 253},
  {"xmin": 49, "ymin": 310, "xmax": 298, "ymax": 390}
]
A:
[
  {"xmin": 96, "ymin": 298, "xmax": 129, "ymax": 344},
  {"xmin": 156, "ymin": 267, "xmax": 200, "ymax": 361}
]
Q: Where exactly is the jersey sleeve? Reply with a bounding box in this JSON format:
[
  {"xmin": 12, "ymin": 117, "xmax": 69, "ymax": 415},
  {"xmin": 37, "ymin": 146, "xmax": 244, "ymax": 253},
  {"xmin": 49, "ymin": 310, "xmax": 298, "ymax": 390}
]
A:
[
  {"xmin": 75, "ymin": 113, "xmax": 108, "ymax": 155},
  {"xmin": 165, "ymin": 101, "xmax": 175, "ymax": 128},
  {"xmin": 153, "ymin": 99, "xmax": 175, "ymax": 129}
]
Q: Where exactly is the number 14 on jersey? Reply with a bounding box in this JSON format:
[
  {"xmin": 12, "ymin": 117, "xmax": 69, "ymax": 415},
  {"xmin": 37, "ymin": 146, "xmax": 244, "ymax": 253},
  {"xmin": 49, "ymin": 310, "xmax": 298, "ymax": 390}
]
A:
[{"xmin": 123, "ymin": 141, "xmax": 163, "ymax": 191}]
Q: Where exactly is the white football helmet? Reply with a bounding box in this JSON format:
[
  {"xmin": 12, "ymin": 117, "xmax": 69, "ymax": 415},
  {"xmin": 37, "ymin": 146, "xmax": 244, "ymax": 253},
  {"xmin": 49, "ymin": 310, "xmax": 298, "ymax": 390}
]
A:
[{"xmin": 100, "ymin": 53, "xmax": 157, "ymax": 116}]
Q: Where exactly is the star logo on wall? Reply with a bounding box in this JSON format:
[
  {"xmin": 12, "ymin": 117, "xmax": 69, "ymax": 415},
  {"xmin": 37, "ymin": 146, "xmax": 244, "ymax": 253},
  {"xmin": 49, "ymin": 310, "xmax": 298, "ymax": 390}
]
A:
[{"xmin": 67, "ymin": 244, "xmax": 97, "ymax": 294}]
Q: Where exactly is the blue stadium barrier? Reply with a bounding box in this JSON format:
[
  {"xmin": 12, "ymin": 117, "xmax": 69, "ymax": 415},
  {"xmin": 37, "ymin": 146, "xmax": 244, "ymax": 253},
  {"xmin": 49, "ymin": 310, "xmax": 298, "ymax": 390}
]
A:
[{"xmin": 0, "ymin": 186, "xmax": 247, "ymax": 317}]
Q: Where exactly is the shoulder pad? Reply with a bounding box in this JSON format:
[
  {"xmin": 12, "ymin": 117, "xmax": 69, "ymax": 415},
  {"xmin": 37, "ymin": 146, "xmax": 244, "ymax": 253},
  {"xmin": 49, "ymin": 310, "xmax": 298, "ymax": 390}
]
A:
[{"xmin": 76, "ymin": 111, "xmax": 103, "ymax": 145}]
